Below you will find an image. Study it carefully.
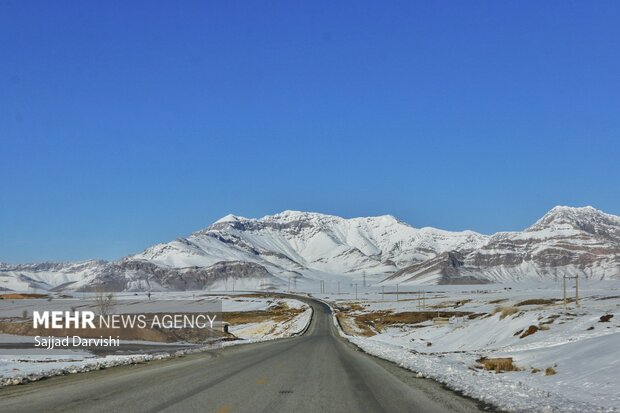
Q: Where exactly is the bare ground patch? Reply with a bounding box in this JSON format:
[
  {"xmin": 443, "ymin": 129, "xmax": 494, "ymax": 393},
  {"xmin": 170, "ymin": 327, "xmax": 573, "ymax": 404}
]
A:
[
  {"xmin": 0, "ymin": 293, "xmax": 49, "ymax": 300},
  {"xmin": 336, "ymin": 310, "xmax": 474, "ymax": 336},
  {"xmin": 516, "ymin": 298, "xmax": 558, "ymax": 306}
]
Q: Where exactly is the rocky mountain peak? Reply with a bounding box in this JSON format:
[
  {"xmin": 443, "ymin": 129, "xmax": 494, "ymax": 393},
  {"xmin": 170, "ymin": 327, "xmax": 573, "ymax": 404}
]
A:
[{"xmin": 527, "ymin": 206, "xmax": 620, "ymax": 237}]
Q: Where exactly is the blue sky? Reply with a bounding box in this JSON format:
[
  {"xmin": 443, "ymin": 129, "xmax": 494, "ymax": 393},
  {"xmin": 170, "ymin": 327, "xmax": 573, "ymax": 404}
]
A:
[{"xmin": 1, "ymin": 1, "xmax": 619, "ymax": 263}]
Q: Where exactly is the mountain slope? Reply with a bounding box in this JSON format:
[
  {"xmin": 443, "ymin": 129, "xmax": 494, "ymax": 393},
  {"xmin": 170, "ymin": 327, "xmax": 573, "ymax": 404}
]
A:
[
  {"xmin": 131, "ymin": 210, "xmax": 487, "ymax": 278},
  {"xmin": 382, "ymin": 206, "xmax": 620, "ymax": 285},
  {"xmin": 1, "ymin": 207, "xmax": 619, "ymax": 291}
]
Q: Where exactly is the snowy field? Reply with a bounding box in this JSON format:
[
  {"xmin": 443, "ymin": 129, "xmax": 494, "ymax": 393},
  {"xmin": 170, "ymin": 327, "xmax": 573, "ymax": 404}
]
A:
[
  {"xmin": 0, "ymin": 292, "xmax": 311, "ymax": 386},
  {"xmin": 316, "ymin": 280, "xmax": 620, "ymax": 412}
]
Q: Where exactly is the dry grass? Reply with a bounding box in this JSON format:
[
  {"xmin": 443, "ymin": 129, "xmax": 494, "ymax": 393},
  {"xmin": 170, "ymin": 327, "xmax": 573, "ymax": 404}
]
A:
[
  {"xmin": 531, "ymin": 367, "xmax": 541, "ymax": 374},
  {"xmin": 476, "ymin": 357, "xmax": 520, "ymax": 373},
  {"xmin": 516, "ymin": 298, "xmax": 557, "ymax": 307},
  {"xmin": 223, "ymin": 302, "xmax": 303, "ymax": 325},
  {"xmin": 333, "ymin": 309, "xmax": 474, "ymax": 336},
  {"xmin": 335, "ymin": 313, "xmax": 375, "ymax": 337},
  {"xmin": 0, "ymin": 293, "xmax": 48, "ymax": 300},
  {"xmin": 519, "ymin": 325, "xmax": 539, "ymax": 338},
  {"xmin": 493, "ymin": 306, "xmax": 520, "ymax": 319},
  {"xmin": 352, "ymin": 310, "xmax": 473, "ymax": 333},
  {"xmin": 545, "ymin": 367, "xmax": 557, "ymax": 376}
]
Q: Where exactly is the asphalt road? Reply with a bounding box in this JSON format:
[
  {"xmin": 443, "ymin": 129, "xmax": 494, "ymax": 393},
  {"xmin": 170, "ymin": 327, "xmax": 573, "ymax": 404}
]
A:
[{"xmin": 0, "ymin": 297, "xmax": 489, "ymax": 413}]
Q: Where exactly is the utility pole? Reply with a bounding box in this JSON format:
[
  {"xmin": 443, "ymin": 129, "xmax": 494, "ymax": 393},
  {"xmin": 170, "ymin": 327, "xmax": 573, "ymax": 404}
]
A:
[
  {"xmin": 382, "ymin": 285, "xmax": 385, "ymax": 301},
  {"xmin": 396, "ymin": 284, "xmax": 400, "ymax": 302},
  {"xmin": 338, "ymin": 282, "xmax": 340, "ymax": 295},
  {"xmin": 563, "ymin": 274, "xmax": 580, "ymax": 308},
  {"xmin": 563, "ymin": 275, "xmax": 567, "ymax": 307},
  {"xmin": 288, "ymin": 276, "xmax": 291, "ymax": 293},
  {"xmin": 232, "ymin": 277, "xmax": 235, "ymax": 292},
  {"xmin": 355, "ymin": 284, "xmax": 358, "ymax": 300},
  {"xmin": 575, "ymin": 274, "xmax": 579, "ymax": 307},
  {"xmin": 363, "ymin": 274, "xmax": 366, "ymax": 288}
]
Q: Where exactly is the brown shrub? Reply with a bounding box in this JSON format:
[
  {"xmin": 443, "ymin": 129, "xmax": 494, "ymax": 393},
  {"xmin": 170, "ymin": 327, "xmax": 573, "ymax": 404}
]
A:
[
  {"xmin": 599, "ymin": 314, "xmax": 614, "ymax": 323},
  {"xmin": 531, "ymin": 368, "xmax": 541, "ymax": 374},
  {"xmin": 520, "ymin": 325, "xmax": 539, "ymax": 338},
  {"xmin": 545, "ymin": 367, "xmax": 556, "ymax": 376},
  {"xmin": 476, "ymin": 357, "xmax": 520, "ymax": 373}
]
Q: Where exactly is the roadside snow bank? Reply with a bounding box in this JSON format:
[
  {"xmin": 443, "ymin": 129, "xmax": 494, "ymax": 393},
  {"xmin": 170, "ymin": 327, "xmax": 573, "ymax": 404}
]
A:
[
  {"xmin": 0, "ymin": 352, "xmax": 170, "ymax": 387},
  {"xmin": 331, "ymin": 282, "xmax": 620, "ymax": 412},
  {"xmin": 347, "ymin": 335, "xmax": 614, "ymax": 413}
]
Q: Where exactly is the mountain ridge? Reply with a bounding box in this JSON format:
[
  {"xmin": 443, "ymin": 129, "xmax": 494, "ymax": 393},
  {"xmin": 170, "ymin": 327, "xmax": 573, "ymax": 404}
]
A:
[{"xmin": 1, "ymin": 206, "xmax": 619, "ymax": 291}]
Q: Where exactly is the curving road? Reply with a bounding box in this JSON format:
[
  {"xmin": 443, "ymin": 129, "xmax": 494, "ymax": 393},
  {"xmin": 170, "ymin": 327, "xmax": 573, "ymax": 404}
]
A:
[{"xmin": 0, "ymin": 297, "xmax": 489, "ymax": 413}]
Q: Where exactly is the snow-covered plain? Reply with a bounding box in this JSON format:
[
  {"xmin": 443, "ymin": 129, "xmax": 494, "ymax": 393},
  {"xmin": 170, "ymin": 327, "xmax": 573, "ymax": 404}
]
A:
[
  {"xmin": 0, "ymin": 293, "xmax": 312, "ymax": 386},
  {"xmin": 320, "ymin": 280, "xmax": 620, "ymax": 412}
]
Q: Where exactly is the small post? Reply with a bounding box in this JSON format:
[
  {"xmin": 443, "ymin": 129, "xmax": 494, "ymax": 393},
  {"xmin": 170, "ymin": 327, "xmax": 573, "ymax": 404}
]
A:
[
  {"xmin": 338, "ymin": 281, "xmax": 340, "ymax": 295},
  {"xmin": 355, "ymin": 284, "xmax": 358, "ymax": 300},
  {"xmin": 288, "ymin": 277, "xmax": 291, "ymax": 293},
  {"xmin": 563, "ymin": 275, "xmax": 567, "ymax": 307},
  {"xmin": 382, "ymin": 285, "xmax": 385, "ymax": 301},
  {"xmin": 396, "ymin": 284, "xmax": 400, "ymax": 302},
  {"xmin": 575, "ymin": 274, "xmax": 579, "ymax": 307}
]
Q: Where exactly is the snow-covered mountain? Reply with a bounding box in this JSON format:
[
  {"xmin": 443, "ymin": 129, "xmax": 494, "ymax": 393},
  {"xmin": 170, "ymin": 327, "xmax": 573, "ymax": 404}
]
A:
[
  {"xmin": 132, "ymin": 210, "xmax": 486, "ymax": 278},
  {"xmin": 383, "ymin": 206, "xmax": 620, "ymax": 285},
  {"xmin": 1, "ymin": 207, "xmax": 619, "ymax": 291}
]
